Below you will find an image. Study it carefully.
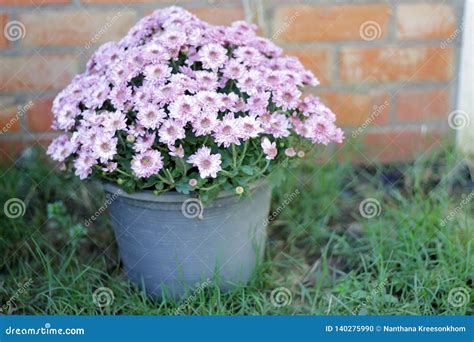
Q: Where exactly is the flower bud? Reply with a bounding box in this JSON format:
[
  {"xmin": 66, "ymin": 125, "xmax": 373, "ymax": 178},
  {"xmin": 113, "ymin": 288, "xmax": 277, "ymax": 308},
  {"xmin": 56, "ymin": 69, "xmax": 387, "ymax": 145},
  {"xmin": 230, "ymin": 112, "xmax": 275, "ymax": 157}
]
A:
[
  {"xmin": 235, "ymin": 186, "xmax": 244, "ymax": 195},
  {"xmin": 126, "ymin": 134, "xmax": 135, "ymax": 143},
  {"xmin": 189, "ymin": 178, "xmax": 198, "ymax": 187},
  {"xmin": 285, "ymin": 147, "xmax": 296, "ymax": 157}
]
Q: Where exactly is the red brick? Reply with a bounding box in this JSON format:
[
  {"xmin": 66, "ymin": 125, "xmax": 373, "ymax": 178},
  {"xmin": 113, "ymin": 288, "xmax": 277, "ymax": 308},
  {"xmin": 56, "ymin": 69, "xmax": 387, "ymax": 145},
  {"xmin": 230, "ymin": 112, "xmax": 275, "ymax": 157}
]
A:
[
  {"xmin": 0, "ymin": 139, "xmax": 24, "ymax": 161},
  {"xmin": 27, "ymin": 98, "xmax": 54, "ymax": 132},
  {"xmin": 285, "ymin": 48, "xmax": 331, "ymax": 85},
  {"xmin": 19, "ymin": 10, "xmax": 137, "ymax": 47},
  {"xmin": 320, "ymin": 91, "xmax": 390, "ymax": 127},
  {"xmin": 85, "ymin": 0, "xmax": 188, "ymax": 3},
  {"xmin": 0, "ymin": 14, "xmax": 9, "ymax": 49},
  {"xmin": 340, "ymin": 47, "xmax": 454, "ymax": 83},
  {"xmin": 0, "ymin": 0, "xmax": 68, "ymax": 5},
  {"xmin": 346, "ymin": 129, "xmax": 444, "ymax": 163},
  {"xmin": 397, "ymin": 4, "xmax": 457, "ymax": 40},
  {"xmin": 0, "ymin": 106, "xmax": 21, "ymax": 134},
  {"xmin": 189, "ymin": 7, "xmax": 245, "ymax": 26},
  {"xmin": 0, "ymin": 54, "xmax": 78, "ymax": 91},
  {"xmin": 273, "ymin": 4, "xmax": 391, "ymax": 43},
  {"xmin": 396, "ymin": 89, "xmax": 450, "ymax": 123}
]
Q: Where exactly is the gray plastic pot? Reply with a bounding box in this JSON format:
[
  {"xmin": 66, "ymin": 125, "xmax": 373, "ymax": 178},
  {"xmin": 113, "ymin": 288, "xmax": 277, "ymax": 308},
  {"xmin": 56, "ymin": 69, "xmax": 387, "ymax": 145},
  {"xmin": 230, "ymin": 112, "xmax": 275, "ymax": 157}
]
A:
[{"xmin": 102, "ymin": 181, "xmax": 271, "ymax": 299}]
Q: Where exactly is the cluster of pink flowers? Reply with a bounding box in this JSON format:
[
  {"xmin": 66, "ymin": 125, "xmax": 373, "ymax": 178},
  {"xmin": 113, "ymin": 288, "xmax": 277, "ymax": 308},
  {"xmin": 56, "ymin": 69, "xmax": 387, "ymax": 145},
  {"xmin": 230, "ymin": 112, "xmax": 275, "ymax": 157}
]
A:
[{"xmin": 48, "ymin": 6, "xmax": 343, "ymax": 184}]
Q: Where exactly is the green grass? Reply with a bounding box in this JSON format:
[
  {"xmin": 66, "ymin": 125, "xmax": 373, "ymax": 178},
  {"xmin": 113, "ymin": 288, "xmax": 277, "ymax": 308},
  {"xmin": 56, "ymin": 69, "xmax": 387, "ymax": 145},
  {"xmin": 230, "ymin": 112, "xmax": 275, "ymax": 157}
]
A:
[{"xmin": 0, "ymin": 145, "xmax": 472, "ymax": 315}]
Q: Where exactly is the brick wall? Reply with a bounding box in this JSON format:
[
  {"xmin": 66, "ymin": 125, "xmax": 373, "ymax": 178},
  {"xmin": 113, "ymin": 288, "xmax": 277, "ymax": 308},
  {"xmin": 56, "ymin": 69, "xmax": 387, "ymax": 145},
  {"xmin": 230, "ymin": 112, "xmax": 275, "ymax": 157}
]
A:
[{"xmin": 0, "ymin": 0, "xmax": 465, "ymax": 163}]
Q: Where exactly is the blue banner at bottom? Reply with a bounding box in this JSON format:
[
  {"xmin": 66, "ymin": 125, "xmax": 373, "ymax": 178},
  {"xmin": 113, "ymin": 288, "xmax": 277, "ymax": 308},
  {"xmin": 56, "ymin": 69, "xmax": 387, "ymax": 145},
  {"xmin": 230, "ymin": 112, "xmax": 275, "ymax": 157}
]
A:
[{"xmin": 0, "ymin": 316, "xmax": 472, "ymax": 341}]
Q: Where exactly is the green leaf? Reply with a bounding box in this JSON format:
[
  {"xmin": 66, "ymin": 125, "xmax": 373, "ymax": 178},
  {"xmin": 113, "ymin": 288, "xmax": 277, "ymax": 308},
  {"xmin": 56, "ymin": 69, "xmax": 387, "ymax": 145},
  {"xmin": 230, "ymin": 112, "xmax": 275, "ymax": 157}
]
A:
[
  {"xmin": 175, "ymin": 182, "xmax": 192, "ymax": 195},
  {"xmin": 267, "ymin": 168, "xmax": 286, "ymax": 187},
  {"xmin": 241, "ymin": 165, "xmax": 254, "ymax": 176}
]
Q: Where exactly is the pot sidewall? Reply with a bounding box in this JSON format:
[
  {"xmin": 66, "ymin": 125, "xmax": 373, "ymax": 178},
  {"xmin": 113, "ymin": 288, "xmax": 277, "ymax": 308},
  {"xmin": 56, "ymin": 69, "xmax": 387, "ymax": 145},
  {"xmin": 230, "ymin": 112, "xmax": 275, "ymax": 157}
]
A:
[{"xmin": 103, "ymin": 181, "xmax": 272, "ymax": 299}]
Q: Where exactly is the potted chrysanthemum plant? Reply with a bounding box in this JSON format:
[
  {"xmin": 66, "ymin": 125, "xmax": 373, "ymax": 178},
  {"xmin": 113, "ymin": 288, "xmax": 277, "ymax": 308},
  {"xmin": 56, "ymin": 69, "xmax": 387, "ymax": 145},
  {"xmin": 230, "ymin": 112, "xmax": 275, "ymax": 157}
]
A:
[{"xmin": 47, "ymin": 6, "xmax": 343, "ymax": 299}]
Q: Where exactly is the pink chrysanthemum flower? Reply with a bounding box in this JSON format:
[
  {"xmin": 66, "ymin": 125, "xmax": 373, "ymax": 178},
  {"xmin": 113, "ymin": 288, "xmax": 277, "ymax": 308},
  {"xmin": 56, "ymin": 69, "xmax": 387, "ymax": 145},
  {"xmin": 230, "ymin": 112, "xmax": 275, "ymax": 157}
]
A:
[
  {"xmin": 104, "ymin": 110, "xmax": 127, "ymax": 132},
  {"xmin": 273, "ymin": 85, "xmax": 301, "ymax": 110},
  {"xmin": 238, "ymin": 116, "xmax": 263, "ymax": 140},
  {"xmin": 47, "ymin": 135, "xmax": 76, "ymax": 162},
  {"xmin": 94, "ymin": 134, "xmax": 118, "ymax": 162},
  {"xmin": 169, "ymin": 144, "xmax": 185, "ymax": 158},
  {"xmin": 194, "ymin": 71, "xmax": 219, "ymax": 91},
  {"xmin": 169, "ymin": 95, "xmax": 200, "ymax": 123},
  {"xmin": 192, "ymin": 110, "xmax": 218, "ymax": 136},
  {"xmin": 261, "ymin": 137, "xmax": 277, "ymax": 160},
  {"xmin": 196, "ymin": 91, "xmax": 223, "ymax": 112},
  {"xmin": 223, "ymin": 59, "xmax": 245, "ymax": 80},
  {"xmin": 144, "ymin": 64, "xmax": 172, "ymax": 83},
  {"xmin": 47, "ymin": 6, "xmax": 343, "ymax": 185},
  {"xmin": 199, "ymin": 43, "xmax": 228, "ymax": 70},
  {"xmin": 137, "ymin": 103, "xmax": 166, "ymax": 129},
  {"xmin": 213, "ymin": 114, "xmax": 241, "ymax": 147},
  {"xmin": 262, "ymin": 113, "xmax": 291, "ymax": 138},
  {"xmin": 187, "ymin": 146, "xmax": 222, "ymax": 178},
  {"xmin": 74, "ymin": 150, "xmax": 97, "ymax": 180},
  {"xmin": 133, "ymin": 133, "xmax": 156, "ymax": 153},
  {"xmin": 158, "ymin": 119, "xmax": 186, "ymax": 146},
  {"xmin": 131, "ymin": 149, "xmax": 164, "ymax": 178}
]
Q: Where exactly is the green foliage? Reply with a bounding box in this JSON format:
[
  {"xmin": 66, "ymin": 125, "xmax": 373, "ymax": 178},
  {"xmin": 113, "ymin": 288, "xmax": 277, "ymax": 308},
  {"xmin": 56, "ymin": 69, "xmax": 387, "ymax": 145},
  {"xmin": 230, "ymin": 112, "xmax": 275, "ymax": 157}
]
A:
[{"xmin": 0, "ymin": 146, "xmax": 472, "ymax": 315}]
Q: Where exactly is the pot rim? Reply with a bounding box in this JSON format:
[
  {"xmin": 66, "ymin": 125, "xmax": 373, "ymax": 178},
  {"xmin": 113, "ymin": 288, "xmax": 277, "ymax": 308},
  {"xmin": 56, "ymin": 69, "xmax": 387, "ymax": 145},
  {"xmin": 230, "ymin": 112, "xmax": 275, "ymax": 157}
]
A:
[{"xmin": 101, "ymin": 178, "xmax": 268, "ymax": 203}]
